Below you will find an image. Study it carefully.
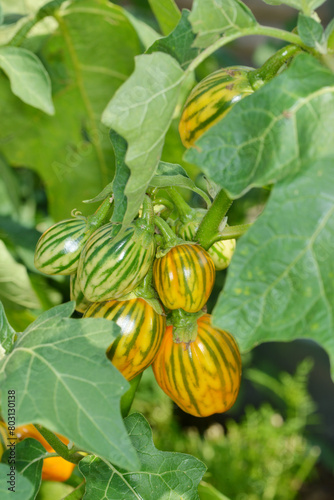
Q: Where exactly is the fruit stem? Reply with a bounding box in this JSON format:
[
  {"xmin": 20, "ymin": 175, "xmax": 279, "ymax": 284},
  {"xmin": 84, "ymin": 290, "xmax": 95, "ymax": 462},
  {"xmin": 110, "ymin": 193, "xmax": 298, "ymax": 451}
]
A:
[
  {"xmin": 154, "ymin": 216, "xmax": 183, "ymax": 248},
  {"xmin": 34, "ymin": 424, "xmax": 83, "ymax": 464},
  {"xmin": 121, "ymin": 373, "xmax": 143, "ymax": 418},
  {"xmin": 248, "ymin": 44, "xmax": 303, "ymax": 90},
  {"xmin": 195, "ymin": 189, "xmax": 232, "ymax": 250},
  {"xmin": 166, "ymin": 187, "xmax": 194, "ymax": 220}
]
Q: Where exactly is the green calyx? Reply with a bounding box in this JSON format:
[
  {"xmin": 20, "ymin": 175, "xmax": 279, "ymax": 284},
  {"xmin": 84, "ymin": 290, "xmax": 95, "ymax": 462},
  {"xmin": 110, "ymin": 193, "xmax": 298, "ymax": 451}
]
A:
[
  {"xmin": 168, "ymin": 308, "xmax": 202, "ymax": 344},
  {"xmin": 86, "ymin": 195, "xmax": 114, "ymax": 231}
]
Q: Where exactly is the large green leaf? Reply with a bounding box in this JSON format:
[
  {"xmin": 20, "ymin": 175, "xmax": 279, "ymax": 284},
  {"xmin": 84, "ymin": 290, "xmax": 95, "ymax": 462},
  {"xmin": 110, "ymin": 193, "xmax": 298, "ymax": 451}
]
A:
[
  {"xmin": 1, "ymin": 439, "xmax": 44, "ymax": 499},
  {"xmin": 0, "ymin": 47, "xmax": 54, "ymax": 114},
  {"xmin": 0, "ymin": 302, "xmax": 139, "ymax": 471},
  {"xmin": 0, "ymin": 0, "xmax": 141, "ymax": 221},
  {"xmin": 213, "ymin": 156, "xmax": 334, "ymax": 377},
  {"xmin": 102, "ymin": 52, "xmax": 184, "ymax": 228},
  {"xmin": 189, "ymin": 0, "xmax": 257, "ymax": 48},
  {"xmin": 79, "ymin": 412, "xmax": 206, "ymax": 500},
  {"xmin": 148, "ymin": 0, "xmax": 181, "ymax": 36},
  {"xmin": 185, "ymin": 55, "xmax": 334, "ymax": 198},
  {"xmin": 0, "ymin": 463, "xmax": 35, "ymax": 498}
]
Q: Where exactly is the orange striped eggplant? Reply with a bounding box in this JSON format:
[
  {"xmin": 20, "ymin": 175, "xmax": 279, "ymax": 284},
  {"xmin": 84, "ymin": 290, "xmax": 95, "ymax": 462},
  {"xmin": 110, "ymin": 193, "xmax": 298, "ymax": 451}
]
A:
[
  {"xmin": 153, "ymin": 244, "xmax": 215, "ymax": 313},
  {"xmin": 84, "ymin": 298, "xmax": 166, "ymax": 381},
  {"xmin": 152, "ymin": 314, "xmax": 241, "ymax": 417}
]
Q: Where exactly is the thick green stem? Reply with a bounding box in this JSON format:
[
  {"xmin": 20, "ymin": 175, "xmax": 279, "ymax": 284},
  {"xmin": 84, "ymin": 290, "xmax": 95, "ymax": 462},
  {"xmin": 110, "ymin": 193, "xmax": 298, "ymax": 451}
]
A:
[
  {"xmin": 166, "ymin": 188, "xmax": 193, "ymax": 220},
  {"xmin": 196, "ymin": 189, "xmax": 232, "ymax": 250},
  {"xmin": 249, "ymin": 44, "xmax": 304, "ymax": 90},
  {"xmin": 186, "ymin": 26, "xmax": 312, "ymax": 76},
  {"xmin": 34, "ymin": 425, "xmax": 83, "ymax": 465},
  {"xmin": 211, "ymin": 223, "xmax": 252, "ymax": 243}
]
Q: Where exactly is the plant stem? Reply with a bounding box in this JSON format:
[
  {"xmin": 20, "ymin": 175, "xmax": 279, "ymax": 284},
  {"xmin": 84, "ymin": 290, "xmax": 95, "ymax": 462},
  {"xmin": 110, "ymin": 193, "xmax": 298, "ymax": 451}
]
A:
[
  {"xmin": 196, "ymin": 189, "xmax": 232, "ymax": 250},
  {"xmin": 249, "ymin": 44, "xmax": 304, "ymax": 90},
  {"xmin": 88, "ymin": 195, "xmax": 113, "ymax": 228},
  {"xmin": 211, "ymin": 223, "xmax": 252, "ymax": 242},
  {"xmin": 186, "ymin": 26, "xmax": 311, "ymax": 76},
  {"xmin": 120, "ymin": 373, "xmax": 142, "ymax": 418},
  {"xmin": 140, "ymin": 195, "xmax": 154, "ymax": 229},
  {"xmin": 35, "ymin": 425, "xmax": 83, "ymax": 465}
]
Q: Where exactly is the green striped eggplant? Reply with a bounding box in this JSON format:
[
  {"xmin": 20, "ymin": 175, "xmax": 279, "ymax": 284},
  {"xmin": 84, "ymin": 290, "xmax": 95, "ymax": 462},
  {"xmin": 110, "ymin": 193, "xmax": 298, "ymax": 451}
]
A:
[
  {"xmin": 34, "ymin": 218, "xmax": 92, "ymax": 275},
  {"xmin": 178, "ymin": 220, "xmax": 236, "ymax": 271},
  {"xmin": 179, "ymin": 66, "xmax": 254, "ymax": 148},
  {"xmin": 152, "ymin": 314, "xmax": 242, "ymax": 417},
  {"xmin": 70, "ymin": 273, "xmax": 92, "ymax": 314},
  {"xmin": 84, "ymin": 298, "xmax": 166, "ymax": 381},
  {"xmin": 78, "ymin": 221, "xmax": 156, "ymax": 302},
  {"xmin": 153, "ymin": 243, "xmax": 215, "ymax": 313}
]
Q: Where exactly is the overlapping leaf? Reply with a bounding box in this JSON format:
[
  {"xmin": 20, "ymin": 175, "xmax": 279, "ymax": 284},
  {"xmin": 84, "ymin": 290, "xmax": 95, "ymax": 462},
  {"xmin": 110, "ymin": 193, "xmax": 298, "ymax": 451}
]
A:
[
  {"xmin": 261, "ymin": 0, "xmax": 326, "ymax": 14},
  {"xmin": 79, "ymin": 412, "xmax": 206, "ymax": 500},
  {"xmin": 148, "ymin": 0, "xmax": 181, "ymax": 36},
  {"xmin": 0, "ymin": 302, "xmax": 139, "ymax": 470},
  {"xmin": 0, "ymin": 463, "xmax": 35, "ymax": 498}
]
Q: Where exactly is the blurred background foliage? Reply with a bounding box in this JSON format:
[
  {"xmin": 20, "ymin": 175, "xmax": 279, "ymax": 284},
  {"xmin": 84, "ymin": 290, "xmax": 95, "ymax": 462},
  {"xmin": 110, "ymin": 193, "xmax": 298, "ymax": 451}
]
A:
[{"xmin": 0, "ymin": 0, "xmax": 334, "ymax": 499}]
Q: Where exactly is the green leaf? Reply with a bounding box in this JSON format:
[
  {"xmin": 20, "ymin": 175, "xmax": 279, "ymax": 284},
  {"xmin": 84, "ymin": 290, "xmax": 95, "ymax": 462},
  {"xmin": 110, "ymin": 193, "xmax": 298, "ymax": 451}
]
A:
[
  {"xmin": 212, "ymin": 156, "xmax": 334, "ymax": 379},
  {"xmin": 148, "ymin": 0, "xmax": 181, "ymax": 36},
  {"xmin": 79, "ymin": 412, "xmax": 206, "ymax": 500},
  {"xmin": 102, "ymin": 52, "xmax": 184, "ymax": 229},
  {"xmin": 1, "ymin": 438, "xmax": 44, "ymax": 499},
  {"xmin": 297, "ymin": 13, "xmax": 324, "ymax": 49},
  {"xmin": 147, "ymin": 9, "xmax": 200, "ymax": 70},
  {"xmin": 189, "ymin": 0, "xmax": 257, "ymax": 49},
  {"xmin": 150, "ymin": 161, "xmax": 211, "ymax": 205},
  {"xmin": 261, "ymin": 0, "xmax": 326, "ymax": 15},
  {"xmin": 0, "ymin": 0, "xmax": 141, "ymax": 221},
  {"xmin": 185, "ymin": 54, "xmax": 334, "ymax": 198},
  {"xmin": 0, "ymin": 463, "xmax": 35, "ymax": 498},
  {"xmin": 0, "ymin": 302, "xmax": 140, "ymax": 471},
  {"xmin": 198, "ymin": 481, "xmax": 231, "ymax": 500},
  {"xmin": 0, "ymin": 47, "xmax": 54, "ymax": 115},
  {"xmin": 0, "ymin": 240, "xmax": 41, "ymax": 310},
  {"xmin": 0, "ymin": 301, "xmax": 16, "ymax": 357}
]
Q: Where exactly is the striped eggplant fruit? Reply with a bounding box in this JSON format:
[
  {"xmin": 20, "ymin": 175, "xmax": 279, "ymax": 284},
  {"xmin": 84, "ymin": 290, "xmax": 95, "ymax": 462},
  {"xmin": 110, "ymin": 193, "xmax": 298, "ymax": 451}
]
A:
[
  {"xmin": 179, "ymin": 66, "xmax": 254, "ymax": 148},
  {"xmin": 153, "ymin": 243, "xmax": 215, "ymax": 313},
  {"xmin": 178, "ymin": 221, "xmax": 236, "ymax": 271},
  {"xmin": 34, "ymin": 218, "xmax": 92, "ymax": 275},
  {"xmin": 84, "ymin": 298, "xmax": 166, "ymax": 381},
  {"xmin": 70, "ymin": 273, "xmax": 92, "ymax": 314},
  {"xmin": 78, "ymin": 222, "xmax": 155, "ymax": 302},
  {"xmin": 152, "ymin": 314, "xmax": 242, "ymax": 417}
]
